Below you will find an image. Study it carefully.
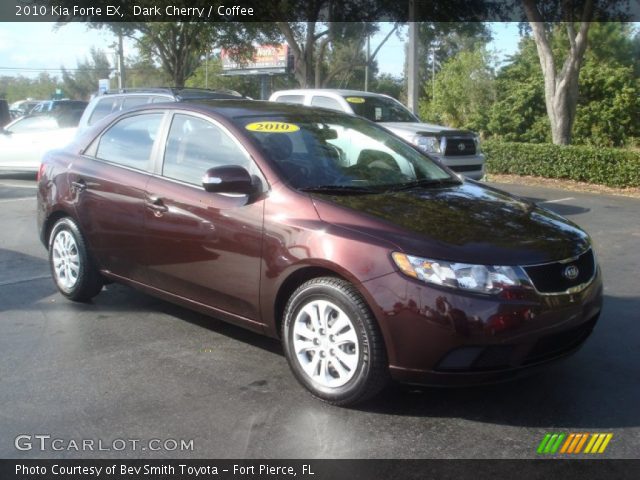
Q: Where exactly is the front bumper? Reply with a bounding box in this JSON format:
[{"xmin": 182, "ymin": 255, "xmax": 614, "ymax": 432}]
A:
[
  {"xmin": 362, "ymin": 267, "xmax": 603, "ymax": 386},
  {"xmin": 435, "ymin": 153, "xmax": 485, "ymax": 180}
]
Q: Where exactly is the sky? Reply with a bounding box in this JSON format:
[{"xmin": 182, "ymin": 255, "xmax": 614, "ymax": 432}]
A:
[{"xmin": 0, "ymin": 22, "xmax": 523, "ymax": 83}]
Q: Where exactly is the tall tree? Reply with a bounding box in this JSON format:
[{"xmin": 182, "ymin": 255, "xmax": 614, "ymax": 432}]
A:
[
  {"xmin": 420, "ymin": 47, "xmax": 496, "ymax": 134},
  {"xmin": 522, "ymin": 0, "xmax": 594, "ymax": 145},
  {"xmin": 488, "ymin": 22, "xmax": 639, "ymax": 147},
  {"xmin": 61, "ymin": 48, "xmax": 112, "ymax": 100}
]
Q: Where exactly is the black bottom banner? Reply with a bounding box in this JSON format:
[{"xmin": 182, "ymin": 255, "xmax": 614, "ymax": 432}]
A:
[{"xmin": 2, "ymin": 459, "xmax": 640, "ymax": 480}]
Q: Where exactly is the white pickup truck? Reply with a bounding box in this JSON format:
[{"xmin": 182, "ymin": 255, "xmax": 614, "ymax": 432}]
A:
[{"xmin": 269, "ymin": 89, "xmax": 485, "ymax": 180}]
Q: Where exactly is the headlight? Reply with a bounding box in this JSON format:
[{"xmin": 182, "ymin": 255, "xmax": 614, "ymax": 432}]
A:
[
  {"xmin": 413, "ymin": 135, "xmax": 440, "ymax": 154},
  {"xmin": 391, "ymin": 252, "xmax": 526, "ymax": 294}
]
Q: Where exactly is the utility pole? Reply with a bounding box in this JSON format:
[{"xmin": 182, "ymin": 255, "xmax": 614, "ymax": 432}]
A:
[
  {"xmin": 431, "ymin": 48, "xmax": 436, "ymax": 102},
  {"xmin": 205, "ymin": 51, "xmax": 209, "ymax": 89},
  {"xmin": 364, "ymin": 34, "xmax": 370, "ymax": 92},
  {"xmin": 117, "ymin": 31, "xmax": 126, "ymax": 90},
  {"xmin": 407, "ymin": 0, "xmax": 419, "ymax": 114}
]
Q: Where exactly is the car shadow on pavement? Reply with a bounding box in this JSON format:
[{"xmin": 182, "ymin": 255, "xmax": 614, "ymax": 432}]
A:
[
  {"xmin": 0, "ymin": 249, "xmax": 54, "ymax": 312},
  {"xmin": 86, "ymin": 282, "xmax": 285, "ymax": 357},
  {"xmin": 82, "ymin": 286, "xmax": 639, "ymax": 430},
  {"xmin": 4, "ymin": 247, "xmax": 637, "ymax": 430}
]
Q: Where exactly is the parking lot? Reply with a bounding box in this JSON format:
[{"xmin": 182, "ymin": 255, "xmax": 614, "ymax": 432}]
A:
[{"xmin": 1, "ymin": 174, "xmax": 638, "ymax": 459}]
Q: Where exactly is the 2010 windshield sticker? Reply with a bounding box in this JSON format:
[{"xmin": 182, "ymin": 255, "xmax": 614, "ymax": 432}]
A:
[
  {"xmin": 345, "ymin": 97, "xmax": 365, "ymax": 104},
  {"xmin": 245, "ymin": 122, "xmax": 300, "ymax": 133}
]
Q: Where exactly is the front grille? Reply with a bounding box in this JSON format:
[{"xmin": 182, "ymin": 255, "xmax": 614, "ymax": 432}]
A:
[
  {"xmin": 523, "ymin": 249, "xmax": 595, "ymax": 294},
  {"xmin": 443, "ymin": 137, "xmax": 476, "ymax": 156},
  {"xmin": 523, "ymin": 314, "xmax": 598, "ymax": 365},
  {"xmin": 450, "ymin": 164, "xmax": 482, "ymax": 173}
]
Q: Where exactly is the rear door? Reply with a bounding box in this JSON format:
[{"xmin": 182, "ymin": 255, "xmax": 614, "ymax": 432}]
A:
[
  {"xmin": 71, "ymin": 111, "xmax": 166, "ymax": 282},
  {"xmin": 143, "ymin": 112, "xmax": 265, "ymax": 323}
]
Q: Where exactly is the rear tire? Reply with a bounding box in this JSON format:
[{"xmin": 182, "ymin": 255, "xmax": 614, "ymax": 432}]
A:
[
  {"xmin": 282, "ymin": 277, "xmax": 388, "ymax": 406},
  {"xmin": 48, "ymin": 217, "xmax": 103, "ymax": 302}
]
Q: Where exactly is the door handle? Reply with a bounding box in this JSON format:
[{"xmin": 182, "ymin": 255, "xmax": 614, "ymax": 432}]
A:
[
  {"xmin": 146, "ymin": 196, "xmax": 168, "ymax": 214},
  {"xmin": 71, "ymin": 180, "xmax": 87, "ymax": 192}
]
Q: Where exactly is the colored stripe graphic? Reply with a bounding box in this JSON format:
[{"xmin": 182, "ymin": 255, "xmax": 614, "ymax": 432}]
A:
[
  {"xmin": 537, "ymin": 433, "xmax": 566, "ymax": 454},
  {"xmin": 537, "ymin": 434, "xmax": 552, "ymax": 454},
  {"xmin": 574, "ymin": 433, "xmax": 589, "ymax": 453},
  {"xmin": 538, "ymin": 433, "xmax": 613, "ymax": 454}
]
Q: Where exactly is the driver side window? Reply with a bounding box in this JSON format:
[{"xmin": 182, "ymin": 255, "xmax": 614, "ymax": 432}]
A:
[{"xmin": 162, "ymin": 114, "xmax": 251, "ymax": 186}]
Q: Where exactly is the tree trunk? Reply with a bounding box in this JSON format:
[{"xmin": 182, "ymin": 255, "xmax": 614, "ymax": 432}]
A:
[
  {"xmin": 523, "ymin": 0, "xmax": 593, "ymax": 145},
  {"xmin": 277, "ymin": 22, "xmax": 312, "ymax": 88}
]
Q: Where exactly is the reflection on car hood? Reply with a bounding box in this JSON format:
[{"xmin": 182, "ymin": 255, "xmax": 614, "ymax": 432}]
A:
[{"xmin": 311, "ymin": 181, "xmax": 590, "ymax": 266}]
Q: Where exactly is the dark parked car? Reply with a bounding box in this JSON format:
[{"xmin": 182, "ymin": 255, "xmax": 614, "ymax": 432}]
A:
[
  {"xmin": 0, "ymin": 99, "xmax": 10, "ymax": 128},
  {"xmin": 29, "ymin": 100, "xmax": 88, "ymax": 116},
  {"xmin": 37, "ymin": 100, "xmax": 602, "ymax": 405}
]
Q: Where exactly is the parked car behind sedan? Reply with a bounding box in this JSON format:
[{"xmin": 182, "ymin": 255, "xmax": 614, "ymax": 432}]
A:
[
  {"xmin": 76, "ymin": 87, "xmax": 247, "ymax": 135},
  {"xmin": 0, "ymin": 111, "xmax": 82, "ymax": 172},
  {"xmin": 270, "ymin": 89, "xmax": 485, "ymax": 180},
  {"xmin": 37, "ymin": 100, "xmax": 601, "ymax": 406},
  {"xmin": 0, "ymin": 99, "xmax": 10, "ymax": 128},
  {"xmin": 9, "ymin": 99, "xmax": 41, "ymax": 118},
  {"xmin": 29, "ymin": 99, "xmax": 88, "ymax": 116}
]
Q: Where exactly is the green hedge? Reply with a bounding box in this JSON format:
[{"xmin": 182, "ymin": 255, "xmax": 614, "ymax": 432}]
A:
[{"xmin": 483, "ymin": 140, "xmax": 640, "ymax": 188}]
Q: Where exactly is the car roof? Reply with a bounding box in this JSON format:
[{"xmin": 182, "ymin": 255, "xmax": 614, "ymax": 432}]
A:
[
  {"xmin": 99, "ymin": 87, "xmax": 245, "ymax": 100},
  {"xmin": 126, "ymin": 99, "xmax": 352, "ymax": 120},
  {"xmin": 272, "ymin": 89, "xmax": 392, "ymax": 98}
]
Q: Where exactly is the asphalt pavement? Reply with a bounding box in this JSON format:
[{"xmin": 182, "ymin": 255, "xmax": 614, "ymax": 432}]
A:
[{"xmin": 0, "ymin": 174, "xmax": 638, "ymax": 459}]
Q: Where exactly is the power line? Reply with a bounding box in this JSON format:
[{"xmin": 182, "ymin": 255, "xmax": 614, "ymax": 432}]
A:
[
  {"xmin": 0, "ymin": 67, "xmax": 112, "ymax": 72},
  {"xmin": 0, "ymin": 67, "xmax": 153, "ymax": 72}
]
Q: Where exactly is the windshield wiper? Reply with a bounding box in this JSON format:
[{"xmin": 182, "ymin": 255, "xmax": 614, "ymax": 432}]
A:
[
  {"xmin": 386, "ymin": 177, "xmax": 461, "ymax": 192},
  {"xmin": 299, "ymin": 185, "xmax": 381, "ymax": 195}
]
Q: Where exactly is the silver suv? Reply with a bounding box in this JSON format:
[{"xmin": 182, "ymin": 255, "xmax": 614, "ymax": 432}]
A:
[
  {"xmin": 77, "ymin": 88, "xmax": 245, "ymax": 135},
  {"xmin": 269, "ymin": 89, "xmax": 485, "ymax": 180}
]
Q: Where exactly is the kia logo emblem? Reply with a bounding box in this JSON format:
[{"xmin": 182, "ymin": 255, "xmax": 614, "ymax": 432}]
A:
[
  {"xmin": 458, "ymin": 143, "xmax": 466, "ymax": 151},
  {"xmin": 563, "ymin": 265, "xmax": 579, "ymax": 280}
]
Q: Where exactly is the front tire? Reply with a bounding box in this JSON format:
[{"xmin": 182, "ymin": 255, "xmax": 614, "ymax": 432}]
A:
[
  {"xmin": 282, "ymin": 277, "xmax": 388, "ymax": 406},
  {"xmin": 48, "ymin": 217, "xmax": 103, "ymax": 302}
]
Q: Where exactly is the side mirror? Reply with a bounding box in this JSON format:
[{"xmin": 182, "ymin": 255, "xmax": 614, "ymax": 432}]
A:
[{"xmin": 202, "ymin": 165, "xmax": 255, "ymax": 195}]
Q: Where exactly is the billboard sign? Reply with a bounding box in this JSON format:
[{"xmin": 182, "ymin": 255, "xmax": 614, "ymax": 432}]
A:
[{"xmin": 221, "ymin": 44, "xmax": 290, "ymax": 75}]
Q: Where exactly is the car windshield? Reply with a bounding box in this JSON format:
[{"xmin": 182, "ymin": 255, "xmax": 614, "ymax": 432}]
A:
[
  {"xmin": 342, "ymin": 95, "xmax": 419, "ymax": 123},
  {"xmin": 234, "ymin": 112, "xmax": 457, "ymax": 192}
]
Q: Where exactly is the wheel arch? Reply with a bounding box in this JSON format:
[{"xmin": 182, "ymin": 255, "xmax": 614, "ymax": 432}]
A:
[
  {"xmin": 271, "ymin": 263, "xmax": 386, "ymax": 342},
  {"xmin": 42, "ymin": 210, "xmax": 73, "ymax": 248}
]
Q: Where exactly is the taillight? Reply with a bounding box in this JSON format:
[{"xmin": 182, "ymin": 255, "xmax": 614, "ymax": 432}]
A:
[{"xmin": 37, "ymin": 163, "xmax": 46, "ymax": 182}]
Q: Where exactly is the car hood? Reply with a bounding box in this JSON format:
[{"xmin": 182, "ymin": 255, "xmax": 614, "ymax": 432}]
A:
[
  {"xmin": 311, "ymin": 181, "xmax": 590, "ymax": 266},
  {"xmin": 380, "ymin": 122, "xmax": 471, "ymax": 136}
]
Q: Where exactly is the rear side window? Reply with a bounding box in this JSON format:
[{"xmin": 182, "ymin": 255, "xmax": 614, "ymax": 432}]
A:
[
  {"xmin": 95, "ymin": 113, "xmax": 163, "ymax": 171},
  {"xmin": 162, "ymin": 114, "xmax": 250, "ymax": 185},
  {"xmin": 274, "ymin": 95, "xmax": 305, "ymax": 105},
  {"xmin": 88, "ymin": 97, "xmax": 122, "ymax": 126},
  {"xmin": 310, "ymin": 96, "xmax": 342, "ymax": 112}
]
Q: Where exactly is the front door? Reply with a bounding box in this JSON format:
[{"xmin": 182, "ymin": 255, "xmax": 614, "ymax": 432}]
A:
[{"xmin": 144, "ymin": 113, "xmax": 265, "ymax": 322}]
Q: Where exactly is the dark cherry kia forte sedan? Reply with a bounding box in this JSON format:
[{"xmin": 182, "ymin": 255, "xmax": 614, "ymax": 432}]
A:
[{"xmin": 37, "ymin": 100, "xmax": 602, "ymax": 405}]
